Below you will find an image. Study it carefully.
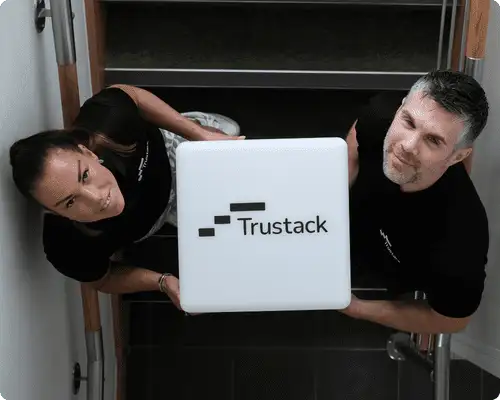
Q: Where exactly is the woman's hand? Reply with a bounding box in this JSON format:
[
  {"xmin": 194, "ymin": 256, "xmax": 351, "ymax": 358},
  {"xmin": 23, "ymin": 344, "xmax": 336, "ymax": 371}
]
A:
[
  {"xmin": 163, "ymin": 275, "xmax": 182, "ymax": 310},
  {"xmin": 199, "ymin": 126, "xmax": 245, "ymax": 141}
]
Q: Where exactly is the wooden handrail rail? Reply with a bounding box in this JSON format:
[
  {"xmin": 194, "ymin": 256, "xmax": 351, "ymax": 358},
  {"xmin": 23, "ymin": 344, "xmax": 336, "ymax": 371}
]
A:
[{"xmin": 465, "ymin": 0, "xmax": 491, "ymax": 60}]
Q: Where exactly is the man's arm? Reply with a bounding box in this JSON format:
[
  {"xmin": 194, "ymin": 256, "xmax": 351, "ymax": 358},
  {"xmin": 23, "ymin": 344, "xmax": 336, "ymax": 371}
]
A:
[
  {"xmin": 109, "ymin": 84, "xmax": 240, "ymax": 141},
  {"xmin": 341, "ymin": 295, "xmax": 471, "ymax": 334},
  {"xmin": 346, "ymin": 119, "xmax": 360, "ymax": 187}
]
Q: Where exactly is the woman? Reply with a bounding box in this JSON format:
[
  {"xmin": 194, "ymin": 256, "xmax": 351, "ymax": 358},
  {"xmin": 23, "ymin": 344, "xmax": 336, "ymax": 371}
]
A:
[{"xmin": 9, "ymin": 84, "xmax": 243, "ymax": 310}]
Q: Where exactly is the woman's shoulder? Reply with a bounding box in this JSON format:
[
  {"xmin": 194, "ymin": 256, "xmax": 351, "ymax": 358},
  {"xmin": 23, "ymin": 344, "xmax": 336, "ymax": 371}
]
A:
[
  {"xmin": 42, "ymin": 213, "xmax": 120, "ymax": 283},
  {"xmin": 42, "ymin": 213, "xmax": 115, "ymax": 249}
]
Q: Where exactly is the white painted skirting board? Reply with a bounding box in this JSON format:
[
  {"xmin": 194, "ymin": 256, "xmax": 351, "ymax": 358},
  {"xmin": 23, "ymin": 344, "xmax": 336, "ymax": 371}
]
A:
[{"xmin": 452, "ymin": 334, "xmax": 500, "ymax": 379}]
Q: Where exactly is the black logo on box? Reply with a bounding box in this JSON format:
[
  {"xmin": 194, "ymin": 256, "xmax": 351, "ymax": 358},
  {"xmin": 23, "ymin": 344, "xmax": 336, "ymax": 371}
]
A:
[{"xmin": 198, "ymin": 202, "xmax": 328, "ymax": 237}]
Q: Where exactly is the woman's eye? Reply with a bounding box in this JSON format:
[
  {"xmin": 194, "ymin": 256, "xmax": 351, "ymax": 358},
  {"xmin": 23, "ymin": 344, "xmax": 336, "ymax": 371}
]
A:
[
  {"xmin": 66, "ymin": 198, "xmax": 75, "ymax": 208},
  {"xmin": 82, "ymin": 169, "xmax": 89, "ymax": 181}
]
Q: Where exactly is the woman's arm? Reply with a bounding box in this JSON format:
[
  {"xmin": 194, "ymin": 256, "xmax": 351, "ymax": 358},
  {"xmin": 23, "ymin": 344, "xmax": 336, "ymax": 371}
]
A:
[
  {"xmin": 109, "ymin": 84, "xmax": 235, "ymax": 141},
  {"xmin": 88, "ymin": 262, "xmax": 182, "ymax": 309}
]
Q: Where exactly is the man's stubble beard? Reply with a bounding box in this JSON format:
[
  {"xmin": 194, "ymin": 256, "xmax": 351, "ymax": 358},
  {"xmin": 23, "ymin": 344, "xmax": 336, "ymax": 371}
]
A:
[{"xmin": 382, "ymin": 140, "xmax": 419, "ymax": 186}]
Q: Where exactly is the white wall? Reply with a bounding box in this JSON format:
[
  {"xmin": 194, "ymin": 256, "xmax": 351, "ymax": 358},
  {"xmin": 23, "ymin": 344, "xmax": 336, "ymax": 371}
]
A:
[
  {"xmin": 0, "ymin": 0, "xmax": 114, "ymax": 399},
  {"xmin": 451, "ymin": 0, "xmax": 500, "ymax": 379}
]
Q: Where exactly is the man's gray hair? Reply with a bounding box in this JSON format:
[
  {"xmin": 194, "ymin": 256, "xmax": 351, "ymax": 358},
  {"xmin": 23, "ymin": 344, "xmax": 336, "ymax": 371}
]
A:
[{"xmin": 407, "ymin": 70, "xmax": 489, "ymax": 149}]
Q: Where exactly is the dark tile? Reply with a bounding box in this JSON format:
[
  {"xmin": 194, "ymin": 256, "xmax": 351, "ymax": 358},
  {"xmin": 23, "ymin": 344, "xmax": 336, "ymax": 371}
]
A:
[
  {"xmin": 317, "ymin": 350, "xmax": 398, "ymax": 400},
  {"xmin": 151, "ymin": 306, "xmax": 320, "ymax": 349},
  {"xmin": 148, "ymin": 348, "xmax": 233, "ymax": 400},
  {"xmin": 482, "ymin": 369, "xmax": 500, "ymax": 400},
  {"xmin": 313, "ymin": 310, "xmax": 395, "ymax": 349},
  {"xmin": 146, "ymin": 302, "xmax": 393, "ymax": 349},
  {"xmin": 126, "ymin": 348, "xmax": 151, "ymax": 400},
  {"xmin": 123, "ymin": 291, "xmax": 169, "ymax": 303},
  {"xmin": 118, "ymin": 299, "xmax": 131, "ymax": 354},
  {"xmin": 234, "ymin": 349, "xmax": 315, "ymax": 400},
  {"xmin": 148, "ymin": 302, "xmax": 188, "ymax": 346},
  {"xmin": 399, "ymin": 359, "xmax": 482, "ymax": 400},
  {"xmin": 450, "ymin": 360, "xmax": 481, "ymax": 400},
  {"xmin": 127, "ymin": 302, "xmax": 151, "ymax": 346},
  {"xmin": 398, "ymin": 356, "xmax": 433, "ymax": 400}
]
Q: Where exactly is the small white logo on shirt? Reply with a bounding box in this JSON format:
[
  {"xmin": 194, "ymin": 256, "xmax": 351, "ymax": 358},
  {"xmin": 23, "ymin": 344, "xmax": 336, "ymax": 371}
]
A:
[
  {"xmin": 138, "ymin": 141, "xmax": 150, "ymax": 182},
  {"xmin": 0, "ymin": 392, "xmax": 5, "ymax": 400},
  {"xmin": 0, "ymin": 0, "xmax": 7, "ymax": 8},
  {"xmin": 380, "ymin": 229, "xmax": 400, "ymax": 263}
]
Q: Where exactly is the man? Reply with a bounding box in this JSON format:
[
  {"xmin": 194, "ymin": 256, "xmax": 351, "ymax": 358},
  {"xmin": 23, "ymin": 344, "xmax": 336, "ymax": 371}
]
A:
[{"xmin": 341, "ymin": 69, "xmax": 490, "ymax": 335}]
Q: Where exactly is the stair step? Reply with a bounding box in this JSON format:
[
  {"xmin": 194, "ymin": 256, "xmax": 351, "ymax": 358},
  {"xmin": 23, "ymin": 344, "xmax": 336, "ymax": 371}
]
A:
[
  {"xmin": 104, "ymin": 0, "xmax": 452, "ymax": 6},
  {"xmin": 103, "ymin": 3, "xmax": 453, "ymax": 89},
  {"xmin": 105, "ymin": 69, "xmax": 426, "ymax": 90}
]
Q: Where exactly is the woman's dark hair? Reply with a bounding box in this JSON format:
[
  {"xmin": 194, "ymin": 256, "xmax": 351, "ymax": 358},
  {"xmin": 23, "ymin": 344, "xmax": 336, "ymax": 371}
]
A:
[
  {"xmin": 9, "ymin": 128, "xmax": 135, "ymax": 201},
  {"xmin": 9, "ymin": 129, "xmax": 84, "ymax": 200}
]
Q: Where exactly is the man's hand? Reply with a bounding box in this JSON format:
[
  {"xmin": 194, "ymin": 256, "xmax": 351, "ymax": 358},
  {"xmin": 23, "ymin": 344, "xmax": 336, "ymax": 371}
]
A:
[
  {"xmin": 198, "ymin": 126, "xmax": 246, "ymax": 141},
  {"xmin": 339, "ymin": 292, "xmax": 362, "ymax": 318}
]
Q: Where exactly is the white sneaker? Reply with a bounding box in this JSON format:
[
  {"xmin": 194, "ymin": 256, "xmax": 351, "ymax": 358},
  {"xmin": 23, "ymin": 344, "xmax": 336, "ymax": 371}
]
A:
[{"xmin": 182, "ymin": 111, "xmax": 241, "ymax": 137}]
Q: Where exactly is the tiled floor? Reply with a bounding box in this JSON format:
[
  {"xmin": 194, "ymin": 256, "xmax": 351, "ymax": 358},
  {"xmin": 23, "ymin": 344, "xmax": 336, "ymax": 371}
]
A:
[{"xmin": 123, "ymin": 303, "xmax": 499, "ymax": 400}]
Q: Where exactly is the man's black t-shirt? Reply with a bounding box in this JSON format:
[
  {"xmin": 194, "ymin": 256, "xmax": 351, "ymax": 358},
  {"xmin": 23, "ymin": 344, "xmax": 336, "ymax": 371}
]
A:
[
  {"xmin": 42, "ymin": 87, "xmax": 172, "ymax": 282},
  {"xmin": 349, "ymin": 92, "xmax": 489, "ymax": 319}
]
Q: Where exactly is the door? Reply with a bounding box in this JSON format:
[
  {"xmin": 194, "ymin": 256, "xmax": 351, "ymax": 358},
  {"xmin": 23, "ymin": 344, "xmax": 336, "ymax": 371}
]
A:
[{"xmin": 0, "ymin": 0, "xmax": 114, "ymax": 399}]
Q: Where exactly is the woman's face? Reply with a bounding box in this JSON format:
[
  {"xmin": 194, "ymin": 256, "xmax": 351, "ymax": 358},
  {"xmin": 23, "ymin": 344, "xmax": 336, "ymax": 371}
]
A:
[{"xmin": 34, "ymin": 145, "xmax": 125, "ymax": 222}]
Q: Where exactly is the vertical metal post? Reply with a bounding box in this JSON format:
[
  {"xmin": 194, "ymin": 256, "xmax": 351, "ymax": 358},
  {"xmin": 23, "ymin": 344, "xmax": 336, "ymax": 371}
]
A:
[
  {"xmin": 457, "ymin": 0, "xmax": 471, "ymax": 72},
  {"xmin": 446, "ymin": 0, "xmax": 458, "ymax": 69},
  {"xmin": 436, "ymin": 0, "xmax": 448, "ymax": 69},
  {"xmin": 50, "ymin": 0, "xmax": 76, "ymax": 65},
  {"xmin": 433, "ymin": 334, "xmax": 451, "ymax": 400},
  {"xmin": 464, "ymin": 57, "xmax": 484, "ymax": 82},
  {"xmin": 86, "ymin": 330, "xmax": 105, "ymax": 400}
]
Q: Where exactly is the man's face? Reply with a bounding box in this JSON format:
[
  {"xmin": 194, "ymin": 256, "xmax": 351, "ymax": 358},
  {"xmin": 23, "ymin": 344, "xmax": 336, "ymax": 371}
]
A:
[{"xmin": 383, "ymin": 91, "xmax": 471, "ymax": 190}]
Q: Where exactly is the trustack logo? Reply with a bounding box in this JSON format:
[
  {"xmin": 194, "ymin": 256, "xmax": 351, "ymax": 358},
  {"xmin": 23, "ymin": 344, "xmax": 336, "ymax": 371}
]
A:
[{"xmin": 198, "ymin": 202, "xmax": 328, "ymax": 237}]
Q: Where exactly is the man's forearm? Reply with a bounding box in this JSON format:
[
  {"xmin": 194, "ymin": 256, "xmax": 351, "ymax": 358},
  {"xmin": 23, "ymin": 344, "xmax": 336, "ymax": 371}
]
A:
[
  {"xmin": 111, "ymin": 84, "xmax": 207, "ymax": 140},
  {"xmin": 347, "ymin": 299, "xmax": 469, "ymax": 334},
  {"xmin": 93, "ymin": 264, "xmax": 162, "ymax": 294}
]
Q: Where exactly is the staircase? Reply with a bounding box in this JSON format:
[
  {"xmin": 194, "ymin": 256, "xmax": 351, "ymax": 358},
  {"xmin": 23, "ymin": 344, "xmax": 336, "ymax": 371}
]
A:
[{"xmin": 95, "ymin": 0, "xmax": 500, "ymax": 399}]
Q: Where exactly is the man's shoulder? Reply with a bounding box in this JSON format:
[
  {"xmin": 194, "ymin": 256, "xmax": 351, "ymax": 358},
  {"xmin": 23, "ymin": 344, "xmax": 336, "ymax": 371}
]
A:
[
  {"xmin": 431, "ymin": 165, "xmax": 489, "ymax": 263},
  {"xmin": 442, "ymin": 164, "xmax": 488, "ymax": 225}
]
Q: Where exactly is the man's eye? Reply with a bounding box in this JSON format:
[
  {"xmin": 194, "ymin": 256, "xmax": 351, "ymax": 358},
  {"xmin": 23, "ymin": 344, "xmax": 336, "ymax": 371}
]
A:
[
  {"xmin": 82, "ymin": 169, "xmax": 89, "ymax": 181},
  {"xmin": 428, "ymin": 136, "xmax": 440, "ymax": 145},
  {"xmin": 66, "ymin": 198, "xmax": 75, "ymax": 208}
]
